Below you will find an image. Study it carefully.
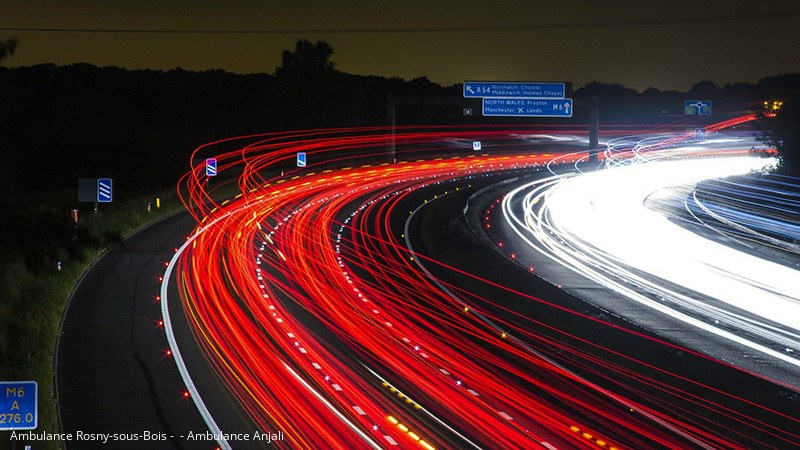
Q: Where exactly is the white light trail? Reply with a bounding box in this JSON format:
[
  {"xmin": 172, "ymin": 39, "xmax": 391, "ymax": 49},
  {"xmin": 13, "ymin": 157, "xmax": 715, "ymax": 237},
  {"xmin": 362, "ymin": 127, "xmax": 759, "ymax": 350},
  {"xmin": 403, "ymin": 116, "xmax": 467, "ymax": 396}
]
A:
[{"xmin": 502, "ymin": 139, "xmax": 800, "ymax": 370}]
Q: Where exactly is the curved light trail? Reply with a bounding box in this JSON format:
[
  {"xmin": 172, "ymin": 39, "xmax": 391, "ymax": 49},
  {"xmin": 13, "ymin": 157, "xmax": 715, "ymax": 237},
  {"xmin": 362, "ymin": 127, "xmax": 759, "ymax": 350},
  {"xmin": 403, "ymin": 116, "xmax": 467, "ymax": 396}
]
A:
[
  {"xmin": 160, "ymin": 123, "xmax": 800, "ymax": 449},
  {"xmin": 501, "ymin": 127, "xmax": 800, "ymax": 370}
]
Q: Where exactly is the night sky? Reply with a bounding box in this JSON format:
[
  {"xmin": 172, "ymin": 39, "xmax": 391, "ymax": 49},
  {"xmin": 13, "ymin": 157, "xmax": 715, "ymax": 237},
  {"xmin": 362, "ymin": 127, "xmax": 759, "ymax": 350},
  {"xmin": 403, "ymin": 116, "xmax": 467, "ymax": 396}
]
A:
[{"xmin": 2, "ymin": 0, "xmax": 800, "ymax": 91}]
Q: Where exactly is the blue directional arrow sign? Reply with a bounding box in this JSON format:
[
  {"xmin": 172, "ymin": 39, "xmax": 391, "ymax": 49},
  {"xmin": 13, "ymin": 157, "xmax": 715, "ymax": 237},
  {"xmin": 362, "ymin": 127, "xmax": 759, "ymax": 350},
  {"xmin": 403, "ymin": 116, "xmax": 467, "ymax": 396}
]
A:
[
  {"xmin": 97, "ymin": 178, "xmax": 113, "ymax": 203},
  {"xmin": 205, "ymin": 158, "xmax": 218, "ymax": 177},
  {"xmin": 464, "ymin": 82, "xmax": 565, "ymax": 99},
  {"xmin": 297, "ymin": 152, "xmax": 307, "ymax": 167},
  {"xmin": 0, "ymin": 381, "xmax": 37, "ymax": 430},
  {"xmin": 684, "ymin": 100, "xmax": 712, "ymax": 115},
  {"xmin": 482, "ymin": 98, "xmax": 573, "ymax": 117}
]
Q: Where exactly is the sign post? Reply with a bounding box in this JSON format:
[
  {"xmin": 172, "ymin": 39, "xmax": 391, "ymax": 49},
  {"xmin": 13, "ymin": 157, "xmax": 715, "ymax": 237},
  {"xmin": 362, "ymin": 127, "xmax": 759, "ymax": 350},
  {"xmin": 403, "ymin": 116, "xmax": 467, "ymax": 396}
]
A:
[{"xmin": 0, "ymin": 381, "xmax": 37, "ymax": 430}]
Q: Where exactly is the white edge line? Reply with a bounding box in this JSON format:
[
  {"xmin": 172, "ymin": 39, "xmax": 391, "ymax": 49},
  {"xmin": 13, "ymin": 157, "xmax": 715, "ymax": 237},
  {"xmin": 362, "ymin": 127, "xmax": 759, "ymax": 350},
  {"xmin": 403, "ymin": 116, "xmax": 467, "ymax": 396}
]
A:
[{"xmin": 162, "ymin": 223, "xmax": 232, "ymax": 450}]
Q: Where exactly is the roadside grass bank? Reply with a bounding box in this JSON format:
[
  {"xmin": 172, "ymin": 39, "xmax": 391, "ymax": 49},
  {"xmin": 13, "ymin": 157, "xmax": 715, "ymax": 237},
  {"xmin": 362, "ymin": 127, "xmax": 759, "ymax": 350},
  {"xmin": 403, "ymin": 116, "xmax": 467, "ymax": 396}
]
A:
[{"xmin": 0, "ymin": 188, "xmax": 186, "ymax": 448}]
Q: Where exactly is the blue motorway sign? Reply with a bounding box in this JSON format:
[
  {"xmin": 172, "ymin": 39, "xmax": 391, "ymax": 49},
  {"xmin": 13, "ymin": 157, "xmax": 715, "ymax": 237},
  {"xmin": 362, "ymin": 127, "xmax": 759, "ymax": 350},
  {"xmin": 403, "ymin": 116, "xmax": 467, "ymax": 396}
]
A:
[
  {"xmin": 297, "ymin": 152, "xmax": 307, "ymax": 167},
  {"xmin": 0, "ymin": 381, "xmax": 37, "ymax": 430},
  {"xmin": 97, "ymin": 178, "xmax": 113, "ymax": 203},
  {"xmin": 483, "ymin": 98, "xmax": 573, "ymax": 117},
  {"xmin": 685, "ymin": 100, "xmax": 712, "ymax": 115},
  {"xmin": 205, "ymin": 158, "xmax": 218, "ymax": 177},
  {"xmin": 464, "ymin": 81, "xmax": 565, "ymax": 99}
]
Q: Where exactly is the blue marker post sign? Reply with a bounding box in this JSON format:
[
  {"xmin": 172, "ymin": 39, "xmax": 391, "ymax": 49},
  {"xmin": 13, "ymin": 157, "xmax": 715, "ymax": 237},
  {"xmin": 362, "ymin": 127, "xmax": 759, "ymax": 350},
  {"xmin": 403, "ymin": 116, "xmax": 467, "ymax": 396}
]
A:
[
  {"xmin": 297, "ymin": 152, "xmax": 307, "ymax": 168},
  {"xmin": 0, "ymin": 381, "xmax": 37, "ymax": 430},
  {"xmin": 483, "ymin": 98, "xmax": 573, "ymax": 117},
  {"xmin": 464, "ymin": 82, "xmax": 565, "ymax": 99},
  {"xmin": 205, "ymin": 158, "xmax": 218, "ymax": 177},
  {"xmin": 97, "ymin": 178, "xmax": 113, "ymax": 203}
]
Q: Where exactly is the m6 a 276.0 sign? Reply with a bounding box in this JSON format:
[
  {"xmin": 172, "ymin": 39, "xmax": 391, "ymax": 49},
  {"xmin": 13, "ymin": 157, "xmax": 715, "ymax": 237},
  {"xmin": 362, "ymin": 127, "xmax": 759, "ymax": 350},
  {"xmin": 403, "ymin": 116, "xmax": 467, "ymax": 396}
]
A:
[{"xmin": 0, "ymin": 381, "xmax": 37, "ymax": 430}]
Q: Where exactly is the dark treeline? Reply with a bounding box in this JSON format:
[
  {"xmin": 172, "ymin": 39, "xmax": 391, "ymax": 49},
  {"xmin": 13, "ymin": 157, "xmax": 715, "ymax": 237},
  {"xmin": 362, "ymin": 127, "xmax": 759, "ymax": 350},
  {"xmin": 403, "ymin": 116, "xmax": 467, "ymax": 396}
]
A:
[
  {"xmin": 0, "ymin": 65, "xmax": 797, "ymax": 194},
  {"xmin": 0, "ymin": 65, "xmax": 461, "ymax": 192},
  {"xmin": 0, "ymin": 41, "xmax": 460, "ymax": 193},
  {"xmin": 2, "ymin": 40, "xmax": 799, "ymax": 195},
  {"xmin": 575, "ymin": 75, "xmax": 800, "ymax": 120}
]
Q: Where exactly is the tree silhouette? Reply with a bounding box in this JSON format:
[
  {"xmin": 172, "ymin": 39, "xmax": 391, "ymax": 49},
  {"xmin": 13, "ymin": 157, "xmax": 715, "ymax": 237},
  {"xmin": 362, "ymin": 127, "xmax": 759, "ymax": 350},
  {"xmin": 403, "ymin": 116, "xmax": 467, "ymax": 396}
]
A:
[
  {"xmin": 757, "ymin": 97, "xmax": 799, "ymax": 173},
  {"xmin": 271, "ymin": 39, "xmax": 367, "ymax": 130},
  {"xmin": 688, "ymin": 80, "xmax": 719, "ymax": 98},
  {"xmin": 276, "ymin": 39, "xmax": 335, "ymax": 76},
  {"xmin": 0, "ymin": 36, "xmax": 17, "ymax": 64}
]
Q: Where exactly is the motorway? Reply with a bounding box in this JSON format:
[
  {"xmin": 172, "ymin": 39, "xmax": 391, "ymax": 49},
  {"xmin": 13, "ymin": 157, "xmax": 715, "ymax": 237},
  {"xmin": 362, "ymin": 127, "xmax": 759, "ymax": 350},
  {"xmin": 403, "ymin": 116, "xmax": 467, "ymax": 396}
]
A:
[{"xmin": 57, "ymin": 122, "xmax": 800, "ymax": 449}]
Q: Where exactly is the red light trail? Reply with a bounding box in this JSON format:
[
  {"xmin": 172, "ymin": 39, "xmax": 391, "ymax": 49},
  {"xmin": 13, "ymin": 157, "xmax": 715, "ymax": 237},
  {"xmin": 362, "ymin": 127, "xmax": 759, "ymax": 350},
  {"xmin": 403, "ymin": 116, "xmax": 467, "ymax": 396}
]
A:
[{"xmin": 160, "ymin": 124, "xmax": 799, "ymax": 449}]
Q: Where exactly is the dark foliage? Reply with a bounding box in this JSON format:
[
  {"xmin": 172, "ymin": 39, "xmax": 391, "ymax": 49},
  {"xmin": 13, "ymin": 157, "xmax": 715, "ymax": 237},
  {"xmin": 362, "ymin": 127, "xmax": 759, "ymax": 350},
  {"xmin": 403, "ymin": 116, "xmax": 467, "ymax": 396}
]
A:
[
  {"xmin": 0, "ymin": 36, "xmax": 16, "ymax": 63},
  {"xmin": 756, "ymin": 95, "xmax": 800, "ymax": 174}
]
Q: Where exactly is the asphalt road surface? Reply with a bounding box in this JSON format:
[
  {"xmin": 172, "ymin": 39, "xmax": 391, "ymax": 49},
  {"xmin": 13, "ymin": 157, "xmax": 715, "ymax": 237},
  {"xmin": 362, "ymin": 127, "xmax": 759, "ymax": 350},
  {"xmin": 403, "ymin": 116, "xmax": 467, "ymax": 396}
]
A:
[{"xmin": 57, "ymin": 212, "xmax": 256, "ymax": 450}]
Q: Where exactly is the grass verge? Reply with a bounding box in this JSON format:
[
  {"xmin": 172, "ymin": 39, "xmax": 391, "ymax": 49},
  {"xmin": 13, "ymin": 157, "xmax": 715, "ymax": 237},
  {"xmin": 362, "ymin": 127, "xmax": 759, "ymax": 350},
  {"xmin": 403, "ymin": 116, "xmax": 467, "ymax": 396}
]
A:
[{"xmin": 0, "ymin": 188, "xmax": 185, "ymax": 449}]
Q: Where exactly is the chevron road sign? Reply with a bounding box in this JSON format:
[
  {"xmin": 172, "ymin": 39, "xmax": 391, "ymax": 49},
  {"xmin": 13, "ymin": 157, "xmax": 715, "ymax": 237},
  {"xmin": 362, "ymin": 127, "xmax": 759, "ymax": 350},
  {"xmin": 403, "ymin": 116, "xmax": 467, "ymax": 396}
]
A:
[
  {"xmin": 206, "ymin": 158, "xmax": 218, "ymax": 176},
  {"xmin": 97, "ymin": 178, "xmax": 113, "ymax": 203}
]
